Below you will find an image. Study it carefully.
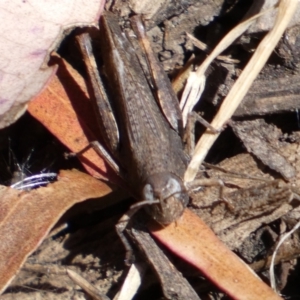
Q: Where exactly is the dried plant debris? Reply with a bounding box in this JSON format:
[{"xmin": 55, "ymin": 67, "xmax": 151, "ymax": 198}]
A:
[
  {"xmin": 277, "ymin": 24, "xmax": 300, "ymax": 69},
  {"xmin": 195, "ymin": 20, "xmax": 300, "ymax": 117},
  {"xmin": 7, "ymin": 152, "xmax": 300, "ymax": 299},
  {"xmin": 189, "ymin": 127, "xmax": 300, "ymax": 281},
  {"xmin": 191, "ymin": 153, "xmax": 297, "ymax": 249},
  {"xmin": 7, "ymin": 214, "xmax": 126, "ymax": 300},
  {"xmin": 233, "ymin": 70, "xmax": 300, "ymax": 117},
  {"xmin": 108, "ymin": 0, "xmax": 224, "ymax": 72},
  {"xmin": 108, "ymin": 0, "xmax": 222, "ymax": 28},
  {"xmin": 131, "ymin": 224, "xmax": 201, "ymax": 300},
  {"xmin": 231, "ymin": 118, "xmax": 296, "ymax": 180}
]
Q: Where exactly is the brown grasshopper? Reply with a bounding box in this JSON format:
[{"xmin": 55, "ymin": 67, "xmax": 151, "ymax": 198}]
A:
[{"xmin": 77, "ymin": 12, "xmax": 189, "ymax": 260}]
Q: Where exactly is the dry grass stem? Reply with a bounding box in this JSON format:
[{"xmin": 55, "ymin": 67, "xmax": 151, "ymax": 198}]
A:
[
  {"xmin": 186, "ymin": 32, "xmax": 240, "ymax": 64},
  {"xmin": 180, "ymin": 8, "xmax": 270, "ymax": 126},
  {"xmin": 67, "ymin": 269, "xmax": 110, "ymax": 300},
  {"xmin": 113, "ymin": 263, "xmax": 146, "ymax": 300},
  {"xmin": 270, "ymin": 220, "xmax": 300, "ymax": 293},
  {"xmin": 184, "ymin": 0, "xmax": 297, "ymax": 183}
]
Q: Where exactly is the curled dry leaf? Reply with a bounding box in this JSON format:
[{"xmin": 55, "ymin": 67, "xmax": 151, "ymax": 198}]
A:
[
  {"xmin": 0, "ymin": 0, "xmax": 105, "ymax": 129},
  {"xmin": 0, "ymin": 169, "xmax": 112, "ymax": 294}
]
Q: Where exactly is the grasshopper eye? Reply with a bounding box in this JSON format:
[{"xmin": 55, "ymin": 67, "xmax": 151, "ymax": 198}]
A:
[
  {"xmin": 162, "ymin": 177, "xmax": 182, "ymax": 200},
  {"xmin": 142, "ymin": 183, "xmax": 154, "ymax": 201}
]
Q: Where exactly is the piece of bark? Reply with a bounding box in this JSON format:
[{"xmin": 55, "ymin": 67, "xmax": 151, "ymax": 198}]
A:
[
  {"xmin": 131, "ymin": 223, "xmax": 201, "ymax": 300},
  {"xmin": 233, "ymin": 71, "xmax": 300, "ymax": 117},
  {"xmin": 277, "ymin": 24, "xmax": 300, "ymax": 69},
  {"xmin": 231, "ymin": 119, "xmax": 296, "ymax": 180}
]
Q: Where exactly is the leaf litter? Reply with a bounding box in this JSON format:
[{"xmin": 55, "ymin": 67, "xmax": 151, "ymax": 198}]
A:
[{"xmin": 2, "ymin": 0, "xmax": 298, "ymax": 298}]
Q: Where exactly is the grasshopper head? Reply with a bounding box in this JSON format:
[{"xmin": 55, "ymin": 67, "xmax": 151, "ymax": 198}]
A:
[{"xmin": 142, "ymin": 173, "xmax": 189, "ymax": 224}]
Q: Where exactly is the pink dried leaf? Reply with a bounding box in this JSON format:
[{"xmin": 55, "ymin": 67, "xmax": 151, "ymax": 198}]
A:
[{"xmin": 0, "ymin": 0, "xmax": 105, "ymax": 128}]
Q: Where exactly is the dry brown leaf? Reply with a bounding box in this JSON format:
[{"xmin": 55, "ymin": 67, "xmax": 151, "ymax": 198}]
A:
[
  {"xmin": 0, "ymin": 169, "xmax": 112, "ymax": 294},
  {"xmin": 28, "ymin": 55, "xmax": 120, "ymax": 183}
]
